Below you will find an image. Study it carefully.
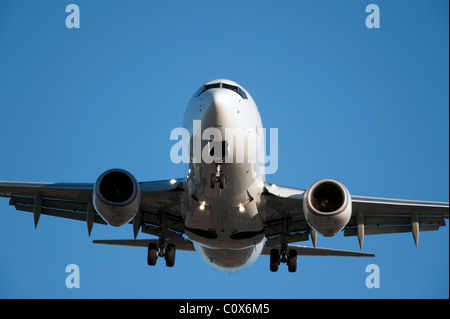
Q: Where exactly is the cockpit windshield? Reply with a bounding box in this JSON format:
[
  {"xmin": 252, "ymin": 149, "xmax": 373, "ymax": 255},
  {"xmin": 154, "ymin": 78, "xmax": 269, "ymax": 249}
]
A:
[
  {"xmin": 198, "ymin": 83, "xmax": 220, "ymax": 96},
  {"xmin": 196, "ymin": 82, "xmax": 247, "ymax": 99}
]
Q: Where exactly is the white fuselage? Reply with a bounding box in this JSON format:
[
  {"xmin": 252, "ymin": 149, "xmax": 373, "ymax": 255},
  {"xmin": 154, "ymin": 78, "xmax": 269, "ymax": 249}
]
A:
[{"xmin": 182, "ymin": 79, "xmax": 266, "ymax": 272}]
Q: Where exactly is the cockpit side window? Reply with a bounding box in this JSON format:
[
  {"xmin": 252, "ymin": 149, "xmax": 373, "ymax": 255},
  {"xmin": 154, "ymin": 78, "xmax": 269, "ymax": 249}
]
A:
[{"xmin": 238, "ymin": 87, "xmax": 248, "ymax": 99}]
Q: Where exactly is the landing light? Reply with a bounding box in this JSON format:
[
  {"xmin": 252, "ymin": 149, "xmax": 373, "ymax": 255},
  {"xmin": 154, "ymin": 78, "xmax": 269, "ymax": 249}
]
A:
[
  {"xmin": 170, "ymin": 179, "xmax": 177, "ymax": 184},
  {"xmin": 239, "ymin": 205, "xmax": 245, "ymax": 213},
  {"xmin": 199, "ymin": 201, "xmax": 206, "ymax": 211}
]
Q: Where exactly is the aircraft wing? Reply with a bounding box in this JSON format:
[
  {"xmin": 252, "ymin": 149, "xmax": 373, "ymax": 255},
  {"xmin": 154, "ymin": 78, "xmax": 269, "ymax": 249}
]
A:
[
  {"xmin": 0, "ymin": 178, "xmax": 187, "ymax": 239},
  {"xmin": 262, "ymin": 182, "xmax": 449, "ymax": 248},
  {"xmin": 92, "ymin": 238, "xmax": 195, "ymax": 251},
  {"xmin": 262, "ymin": 244, "xmax": 375, "ymax": 257}
]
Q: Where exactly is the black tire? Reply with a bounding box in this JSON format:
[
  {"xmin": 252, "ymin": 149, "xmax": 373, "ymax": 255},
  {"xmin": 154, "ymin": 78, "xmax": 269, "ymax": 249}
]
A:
[
  {"xmin": 210, "ymin": 174, "xmax": 215, "ymax": 189},
  {"xmin": 219, "ymin": 174, "xmax": 225, "ymax": 189},
  {"xmin": 147, "ymin": 243, "xmax": 158, "ymax": 266},
  {"xmin": 165, "ymin": 244, "xmax": 176, "ymax": 267},
  {"xmin": 270, "ymin": 249, "xmax": 279, "ymax": 272},
  {"xmin": 287, "ymin": 250, "xmax": 297, "ymax": 273}
]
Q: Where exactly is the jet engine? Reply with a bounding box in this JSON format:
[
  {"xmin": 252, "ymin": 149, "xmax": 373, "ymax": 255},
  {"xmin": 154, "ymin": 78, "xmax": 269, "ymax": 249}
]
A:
[
  {"xmin": 303, "ymin": 179, "xmax": 352, "ymax": 237},
  {"xmin": 93, "ymin": 169, "xmax": 141, "ymax": 227}
]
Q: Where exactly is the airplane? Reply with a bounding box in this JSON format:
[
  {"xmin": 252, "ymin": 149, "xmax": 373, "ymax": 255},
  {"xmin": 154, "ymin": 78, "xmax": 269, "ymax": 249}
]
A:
[{"xmin": 0, "ymin": 79, "xmax": 448, "ymax": 273}]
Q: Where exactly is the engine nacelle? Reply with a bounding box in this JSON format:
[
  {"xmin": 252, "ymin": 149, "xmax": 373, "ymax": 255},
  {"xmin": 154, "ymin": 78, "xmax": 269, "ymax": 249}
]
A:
[
  {"xmin": 303, "ymin": 179, "xmax": 352, "ymax": 237},
  {"xmin": 93, "ymin": 169, "xmax": 141, "ymax": 227}
]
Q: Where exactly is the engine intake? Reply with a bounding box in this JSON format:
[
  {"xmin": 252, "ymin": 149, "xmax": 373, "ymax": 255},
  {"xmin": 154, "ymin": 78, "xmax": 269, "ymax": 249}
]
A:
[
  {"xmin": 303, "ymin": 179, "xmax": 352, "ymax": 237},
  {"xmin": 93, "ymin": 169, "xmax": 141, "ymax": 227}
]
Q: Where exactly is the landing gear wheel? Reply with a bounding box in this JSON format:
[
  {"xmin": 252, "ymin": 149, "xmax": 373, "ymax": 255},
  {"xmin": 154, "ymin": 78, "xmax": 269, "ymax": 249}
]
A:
[
  {"xmin": 287, "ymin": 250, "xmax": 297, "ymax": 273},
  {"xmin": 270, "ymin": 249, "xmax": 280, "ymax": 272},
  {"xmin": 165, "ymin": 244, "xmax": 176, "ymax": 267},
  {"xmin": 210, "ymin": 174, "xmax": 215, "ymax": 189},
  {"xmin": 219, "ymin": 174, "xmax": 225, "ymax": 189},
  {"xmin": 147, "ymin": 243, "xmax": 158, "ymax": 266}
]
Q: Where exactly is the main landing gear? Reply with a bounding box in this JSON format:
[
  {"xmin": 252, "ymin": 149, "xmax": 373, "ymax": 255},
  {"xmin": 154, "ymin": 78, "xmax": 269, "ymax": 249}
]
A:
[
  {"xmin": 147, "ymin": 242, "xmax": 176, "ymax": 267},
  {"xmin": 270, "ymin": 217, "xmax": 298, "ymax": 272},
  {"xmin": 147, "ymin": 211, "xmax": 176, "ymax": 268},
  {"xmin": 270, "ymin": 248, "xmax": 297, "ymax": 273}
]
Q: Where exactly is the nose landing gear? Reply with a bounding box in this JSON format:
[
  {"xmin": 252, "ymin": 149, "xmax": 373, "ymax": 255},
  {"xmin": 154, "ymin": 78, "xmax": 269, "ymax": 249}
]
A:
[{"xmin": 211, "ymin": 164, "xmax": 225, "ymax": 189}]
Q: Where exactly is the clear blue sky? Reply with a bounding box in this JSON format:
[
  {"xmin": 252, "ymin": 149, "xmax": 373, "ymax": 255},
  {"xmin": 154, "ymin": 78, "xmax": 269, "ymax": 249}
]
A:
[{"xmin": 0, "ymin": 0, "xmax": 448, "ymax": 298}]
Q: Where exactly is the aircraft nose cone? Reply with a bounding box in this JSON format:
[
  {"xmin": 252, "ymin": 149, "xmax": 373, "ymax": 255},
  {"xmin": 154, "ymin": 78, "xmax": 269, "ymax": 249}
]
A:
[
  {"xmin": 203, "ymin": 89, "xmax": 236, "ymax": 129},
  {"xmin": 209, "ymin": 90, "xmax": 230, "ymax": 121}
]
